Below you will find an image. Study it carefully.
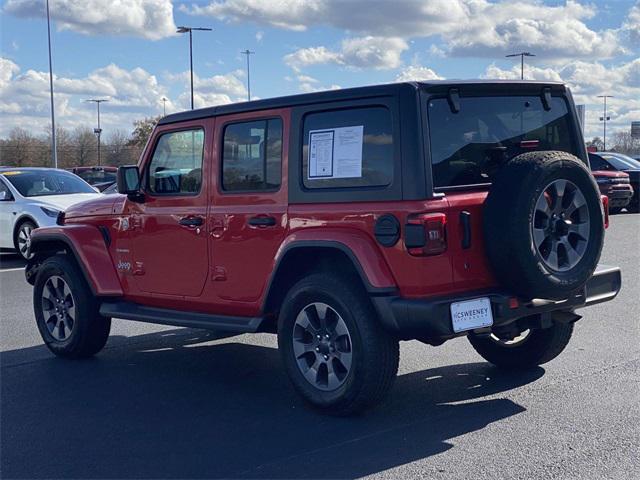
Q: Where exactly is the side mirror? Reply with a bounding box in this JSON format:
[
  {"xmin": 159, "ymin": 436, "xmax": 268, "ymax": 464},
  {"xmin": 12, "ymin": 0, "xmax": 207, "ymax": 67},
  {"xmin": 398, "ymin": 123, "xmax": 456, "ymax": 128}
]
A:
[
  {"xmin": 117, "ymin": 165, "xmax": 144, "ymax": 201},
  {"xmin": 0, "ymin": 190, "xmax": 10, "ymax": 201}
]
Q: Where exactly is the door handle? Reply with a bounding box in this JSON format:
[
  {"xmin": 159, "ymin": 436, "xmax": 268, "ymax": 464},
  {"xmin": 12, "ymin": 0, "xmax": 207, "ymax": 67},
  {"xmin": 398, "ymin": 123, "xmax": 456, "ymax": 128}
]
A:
[
  {"xmin": 179, "ymin": 216, "xmax": 204, "ymax": 227},
  {"xmin": 248, "ymin": 216, "xmax": 276, "ymax": 227}
]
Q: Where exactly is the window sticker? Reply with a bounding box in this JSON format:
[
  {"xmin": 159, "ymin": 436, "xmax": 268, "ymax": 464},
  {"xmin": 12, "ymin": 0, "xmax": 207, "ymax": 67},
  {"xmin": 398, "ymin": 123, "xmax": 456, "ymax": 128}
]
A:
[{"xmin": 308, "ymin": 125, "xmax": 363, "ymax": 180}]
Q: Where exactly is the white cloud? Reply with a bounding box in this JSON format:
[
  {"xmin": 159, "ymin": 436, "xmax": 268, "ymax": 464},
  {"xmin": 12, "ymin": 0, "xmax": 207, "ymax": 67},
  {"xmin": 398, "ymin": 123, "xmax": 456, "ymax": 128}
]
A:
[
  {"xmin": 0, "ymin": 59, "xmax": 173, "ymax": 136},
  {"xmin": 481, "ymin": 58, "xmax": 640, "ymax": 139},
  {"xmin": 284, "ymin": 36, "xmax": 408, "ymax": 71},
  {"xmin": 395, "ymin": 65, "xmax": 443, "ymax": 82},
  {"xmin": 167, "ymin": 69, "xmax": 248, "ymax": 108},
  {"xmin": 187, "ymin": 0, "xmax": 623, "ymax": 60},
  {"xmin": 4, "ymin": 0, "xmax": 177, "ymax": 40},
  {"xmin": 623, "ymin": 2, "xmax": 640, "ymax": 46}
]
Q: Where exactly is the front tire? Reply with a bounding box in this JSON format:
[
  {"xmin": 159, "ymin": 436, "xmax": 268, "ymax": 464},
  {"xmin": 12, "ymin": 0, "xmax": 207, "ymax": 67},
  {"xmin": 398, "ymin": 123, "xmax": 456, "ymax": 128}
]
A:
[
  {"xmin": 278, "ymin": 273, "xmax": 399, "ymax": 415},
  {"xmin": 34, "ymin": 255, "xmax": 111, "ymax": 358},
  {"xmin": 468, "ymin": 322, "xmax": 574, "ymax": 369}
]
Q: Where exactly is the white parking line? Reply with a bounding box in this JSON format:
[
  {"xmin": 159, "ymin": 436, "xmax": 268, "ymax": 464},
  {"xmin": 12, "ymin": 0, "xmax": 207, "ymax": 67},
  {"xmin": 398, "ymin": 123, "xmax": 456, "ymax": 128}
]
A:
[{"xmin": 0, "ymin": 267, "xmax": 25, "ymax": 273}]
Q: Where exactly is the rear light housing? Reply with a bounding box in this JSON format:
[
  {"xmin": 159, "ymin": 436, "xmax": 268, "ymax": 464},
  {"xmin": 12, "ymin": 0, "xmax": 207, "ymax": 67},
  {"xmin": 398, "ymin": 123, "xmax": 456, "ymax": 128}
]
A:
[
  {"xmin": 405, "ymin": 213, "xmax": 447, "ymax": 256},
  {"xmin": 601, "ymin": 195, "xmax": 609, "ymax": 229}
]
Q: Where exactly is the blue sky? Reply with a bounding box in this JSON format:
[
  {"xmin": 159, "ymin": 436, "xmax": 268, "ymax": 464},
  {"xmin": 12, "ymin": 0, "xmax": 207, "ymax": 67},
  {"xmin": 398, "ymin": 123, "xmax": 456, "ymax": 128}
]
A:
[{"xmin": 0, "ymin": 0, "xmax": 638, "ymax": 140}]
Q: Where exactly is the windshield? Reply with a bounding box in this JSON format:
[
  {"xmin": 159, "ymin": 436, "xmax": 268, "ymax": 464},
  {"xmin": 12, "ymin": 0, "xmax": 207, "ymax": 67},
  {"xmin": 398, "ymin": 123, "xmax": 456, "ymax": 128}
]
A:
[
  {"xmin": 2, "ymin": 170, "xmax": 96, "ymax": 197},
  {"xmin": 600, "ymin": 153, "xmax": 640, "ymax": 170},
  {"xmin": 428, "ymin": 95, "xmax": 577, "ymax": 188}
]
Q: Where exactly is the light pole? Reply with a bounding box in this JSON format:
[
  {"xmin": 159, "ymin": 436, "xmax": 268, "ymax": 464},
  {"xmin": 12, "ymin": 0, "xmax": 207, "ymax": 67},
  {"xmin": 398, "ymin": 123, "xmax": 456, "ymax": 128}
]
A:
[
  {"xmin": 241, "ymin": 49, "xmax": 254, "ymax": 101},
  {"xmin": 506, "ymin": 52, "xmax": 536, "ymax": 80},
  {"xmin": 46, "ymin": 0, "xmax": 57, "ymax": 168},
  {"xmin": 85, "ymin": 99, "xmax": 108, "ymax": 166},
  {"xmin": 177, "ymin": 26, "xmax": 212, "ymax": 110},
  {"xmin": 598, "ymin": 95, "xmax": 614, "ymax": 151},
  {"xmin": 161, "ymin": 97, "xmax": 167, "ymax": 116}
]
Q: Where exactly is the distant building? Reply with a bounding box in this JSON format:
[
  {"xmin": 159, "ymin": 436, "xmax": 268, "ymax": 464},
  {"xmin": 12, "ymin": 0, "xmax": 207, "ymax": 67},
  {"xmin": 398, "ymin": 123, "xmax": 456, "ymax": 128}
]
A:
[{"xmin": 632, "ymin": 121, "xmax": 640, "ymax": 139}]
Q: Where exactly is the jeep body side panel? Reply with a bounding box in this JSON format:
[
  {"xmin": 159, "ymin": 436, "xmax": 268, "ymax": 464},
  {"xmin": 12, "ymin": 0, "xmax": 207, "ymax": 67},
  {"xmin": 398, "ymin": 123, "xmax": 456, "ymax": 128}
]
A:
[
  {"xmin": 287, "ymin": 200, "xmax": 459, "ymax": 298},
  {"xmin": 29, "ymin": 225, "xmax": 123, "ymax": 296}
]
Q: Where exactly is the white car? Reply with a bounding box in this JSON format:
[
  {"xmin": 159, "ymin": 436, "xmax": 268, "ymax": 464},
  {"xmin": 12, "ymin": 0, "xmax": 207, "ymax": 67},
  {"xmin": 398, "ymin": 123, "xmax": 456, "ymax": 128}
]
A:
[{"xmin": 0, "ymin": 168, "xmax": 102, "ymax": 260}]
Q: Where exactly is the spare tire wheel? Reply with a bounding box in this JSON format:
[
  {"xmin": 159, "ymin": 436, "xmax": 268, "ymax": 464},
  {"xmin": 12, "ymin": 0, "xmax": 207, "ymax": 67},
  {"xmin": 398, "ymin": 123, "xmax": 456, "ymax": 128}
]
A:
[{"xmin": 483, "ymin": 151, "xmax": 604, "ymax": 300}]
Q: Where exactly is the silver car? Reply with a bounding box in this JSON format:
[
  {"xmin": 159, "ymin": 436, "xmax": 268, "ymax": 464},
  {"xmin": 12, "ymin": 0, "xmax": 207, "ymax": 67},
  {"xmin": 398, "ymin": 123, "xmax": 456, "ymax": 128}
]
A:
[{"xmin": 0, "ymin": 168, "xmax": 102, "ymax": 260}]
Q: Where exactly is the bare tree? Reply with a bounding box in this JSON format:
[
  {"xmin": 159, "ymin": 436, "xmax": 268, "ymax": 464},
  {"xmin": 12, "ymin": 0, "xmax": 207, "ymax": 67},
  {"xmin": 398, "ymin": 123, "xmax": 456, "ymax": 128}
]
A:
[
  {"xmin": 0, "ymin": 127, "xmax": 48, "ymax": 167},
  {"xmin": 105, "ymin": 129, "xmax": 132, "ymax": 166},
  {"xmin": 71, "ymin": 127, "xmax": 97, "ymax": 166},
  {"xmin": 610, "ymin": 131, "xmax": 640, "ymax": 156}
]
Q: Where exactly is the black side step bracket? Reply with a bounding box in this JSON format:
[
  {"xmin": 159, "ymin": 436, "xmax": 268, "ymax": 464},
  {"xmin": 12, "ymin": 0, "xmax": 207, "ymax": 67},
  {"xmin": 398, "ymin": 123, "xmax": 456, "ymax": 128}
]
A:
[{"xmin": 99, "ymin": 301, "xmax": 264, "ymax": 333}]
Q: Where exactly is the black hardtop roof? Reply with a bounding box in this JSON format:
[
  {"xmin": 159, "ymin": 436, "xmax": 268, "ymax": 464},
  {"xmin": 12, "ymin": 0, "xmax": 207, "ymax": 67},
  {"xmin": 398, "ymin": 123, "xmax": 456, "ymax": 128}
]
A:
[{"xmin": 158, "ymin": 80, "xmax": 567, "ymax": 126}]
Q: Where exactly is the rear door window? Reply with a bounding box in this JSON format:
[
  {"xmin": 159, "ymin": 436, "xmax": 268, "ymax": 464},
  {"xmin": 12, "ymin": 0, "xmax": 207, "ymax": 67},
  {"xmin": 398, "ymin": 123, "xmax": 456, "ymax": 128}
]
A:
[
  {"xmin": 428, "ymin": 96, "xmax": 577, "ymax": 188},
  {"xmin": 222, "ymin": 118, "xmax": 282, "ymax": 192}
]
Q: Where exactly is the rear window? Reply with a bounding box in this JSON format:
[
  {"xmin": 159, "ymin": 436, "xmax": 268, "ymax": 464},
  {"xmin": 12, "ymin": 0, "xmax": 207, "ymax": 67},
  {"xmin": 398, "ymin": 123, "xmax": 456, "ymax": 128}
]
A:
[
  {"xmin": 76, "ymin": 170, "xmax": 116, "ymax": 185},
  {"xmin": 428, "ymin": 96, "xmax": 577, "ymax": 188}
]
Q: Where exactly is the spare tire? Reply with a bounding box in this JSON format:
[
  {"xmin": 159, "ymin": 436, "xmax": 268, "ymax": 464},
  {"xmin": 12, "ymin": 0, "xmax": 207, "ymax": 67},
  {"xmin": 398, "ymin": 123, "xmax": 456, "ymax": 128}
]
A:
[{"xmin": 483, "ymin": 150, "xmax": 604, "ymax": 300}]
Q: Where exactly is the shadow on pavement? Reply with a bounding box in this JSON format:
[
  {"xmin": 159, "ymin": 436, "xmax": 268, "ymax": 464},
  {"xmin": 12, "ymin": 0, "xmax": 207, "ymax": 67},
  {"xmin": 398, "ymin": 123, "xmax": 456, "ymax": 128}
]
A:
[
  {"xmin": 0, "ymin": 252, "xmax": 26, "ymax": 270},
  {"xmin": 1, "ymin": 329, "xmax": 543, "ymax": 479}
]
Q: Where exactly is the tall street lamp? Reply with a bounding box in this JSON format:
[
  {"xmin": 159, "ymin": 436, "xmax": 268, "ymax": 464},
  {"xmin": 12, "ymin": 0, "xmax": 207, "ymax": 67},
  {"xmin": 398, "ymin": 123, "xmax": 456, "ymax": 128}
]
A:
[
  {"xmin": 161, "ymin": 97, "xmax": 167, "ymax": 116},
  {"xmin": 597, "ymin": 95, "xmax": 614, "ymax": 151},
  {"xmin": 46, "ymin": 0, "xmax": 57, "ymax": 168},
  {"xmin": 85, "ymin": 99, "xmax": 108, "ymax": 166},
  {"xmin": 506, "ymin": 52, "xmax": 536, "ymax": 80},
  {"xmin": 177, "ymin": 26, "xmax": 212, "ymax": 110},
  {"xmin": 241, "ymin": 49, "xmax": 254, "ymax": 101}
]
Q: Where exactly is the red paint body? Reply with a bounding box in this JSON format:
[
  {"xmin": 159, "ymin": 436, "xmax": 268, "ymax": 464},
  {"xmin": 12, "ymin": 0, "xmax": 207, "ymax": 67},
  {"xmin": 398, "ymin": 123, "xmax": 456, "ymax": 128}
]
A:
[{"xmin": 31, "ymin": 106, "xmax": 496, "ymax": 317}]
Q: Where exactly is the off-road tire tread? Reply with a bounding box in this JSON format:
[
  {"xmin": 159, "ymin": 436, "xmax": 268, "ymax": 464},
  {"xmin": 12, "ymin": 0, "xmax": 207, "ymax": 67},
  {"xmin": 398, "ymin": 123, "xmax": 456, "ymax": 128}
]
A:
[
  {"xmin": 34, "ymin": 255, "xmax": 111, "ymax": 358},
  {"xmin": 278, "ymin": 273, "xmax": 399, "ymax": 416}
]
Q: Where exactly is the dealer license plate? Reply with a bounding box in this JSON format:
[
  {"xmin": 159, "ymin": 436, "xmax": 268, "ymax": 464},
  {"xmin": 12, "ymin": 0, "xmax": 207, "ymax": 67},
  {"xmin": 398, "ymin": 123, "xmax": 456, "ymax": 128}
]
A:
[{"xmin": 450, "ymin": 297, "xmax": 494, "ymax": 333}]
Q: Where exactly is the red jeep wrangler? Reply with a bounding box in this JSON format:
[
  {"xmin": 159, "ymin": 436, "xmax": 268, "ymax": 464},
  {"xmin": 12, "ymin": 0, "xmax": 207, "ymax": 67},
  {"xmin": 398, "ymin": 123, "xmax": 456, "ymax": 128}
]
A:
[{"xmin": 26, "ymin": 81, "xmax": 621, "ymax": 415}]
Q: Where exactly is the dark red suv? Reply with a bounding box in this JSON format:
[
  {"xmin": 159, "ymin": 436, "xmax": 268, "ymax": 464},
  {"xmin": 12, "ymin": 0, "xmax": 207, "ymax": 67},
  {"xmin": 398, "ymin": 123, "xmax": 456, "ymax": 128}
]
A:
[{"xmin": 26, "ymin": 81, "xmax": 621, "ymax": 415}]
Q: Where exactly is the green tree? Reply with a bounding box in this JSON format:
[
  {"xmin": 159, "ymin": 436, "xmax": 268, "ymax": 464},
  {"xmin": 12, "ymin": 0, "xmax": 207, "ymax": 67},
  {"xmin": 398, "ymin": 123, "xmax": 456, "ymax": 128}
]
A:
[{"xmin": 130, "ymin": 116, "xmax": 161, "ymax": 148}]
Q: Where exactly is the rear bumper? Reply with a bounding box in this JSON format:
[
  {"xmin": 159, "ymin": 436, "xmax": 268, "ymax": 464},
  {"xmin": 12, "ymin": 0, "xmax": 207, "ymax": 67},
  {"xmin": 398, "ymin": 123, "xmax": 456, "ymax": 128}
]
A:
[{"xmin": 372, "ymin": 264, "xmax": 621, "ymax": 342}]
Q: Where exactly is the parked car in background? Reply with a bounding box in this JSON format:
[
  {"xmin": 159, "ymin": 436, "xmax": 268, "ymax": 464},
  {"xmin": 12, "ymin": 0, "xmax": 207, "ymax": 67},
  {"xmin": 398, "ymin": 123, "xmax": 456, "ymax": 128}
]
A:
[
  {"xmin": 589, "ymin": 152, "xmax": 640, "ymax": 213},
  {"xmin": 67, "ymin": 166, "xmax": 117, "ymax": 192},
  {"xmin": 0, "ymin": 168, "xmax": 101, "ymax": 259}
]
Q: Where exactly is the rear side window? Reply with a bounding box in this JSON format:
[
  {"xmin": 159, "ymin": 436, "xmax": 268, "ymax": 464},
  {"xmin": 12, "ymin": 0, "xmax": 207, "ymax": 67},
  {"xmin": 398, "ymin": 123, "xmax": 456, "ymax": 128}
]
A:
[
  {"xmin": 148, "ymin": 129, "xmax": 204, "ymax": 194},
  {"xmin": 428, "ymin": 96, "xmax": 576, "ymax": 188},
  {"xmin": 222, "ymin": 118, "xmax": 283, "ymax": 192},
  {"xmin": 588, "ymin": 154, "xmax": 612, "ymax": 171},
  {"xmin": 302, "ymin": 106, "xmax": 393, "ymax": 189}
]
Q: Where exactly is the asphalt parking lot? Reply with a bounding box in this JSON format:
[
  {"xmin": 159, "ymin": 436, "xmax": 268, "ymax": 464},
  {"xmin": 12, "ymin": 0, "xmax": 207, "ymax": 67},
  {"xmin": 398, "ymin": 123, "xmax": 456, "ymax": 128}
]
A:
[{"xmin": 1, "ymin": 213, "xmax": 638, "ymax": 479}]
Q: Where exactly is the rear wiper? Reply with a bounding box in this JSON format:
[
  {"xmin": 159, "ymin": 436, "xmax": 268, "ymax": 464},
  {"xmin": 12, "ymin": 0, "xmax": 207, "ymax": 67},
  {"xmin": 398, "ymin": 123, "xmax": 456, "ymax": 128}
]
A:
[
  {"xmin": 447, "ymin": 88, "xmax": 460, "ymax": 113},
  {"xmin": 541, "ymin": 87, "xmax": 552, "ymax": 111}
]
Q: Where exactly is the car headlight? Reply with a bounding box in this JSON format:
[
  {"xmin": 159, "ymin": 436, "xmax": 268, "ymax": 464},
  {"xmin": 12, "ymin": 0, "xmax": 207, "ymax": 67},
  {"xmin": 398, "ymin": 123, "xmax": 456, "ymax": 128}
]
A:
[{"xmin": 40, "ymin": 206, "xmax": 61, "ymax": 218}]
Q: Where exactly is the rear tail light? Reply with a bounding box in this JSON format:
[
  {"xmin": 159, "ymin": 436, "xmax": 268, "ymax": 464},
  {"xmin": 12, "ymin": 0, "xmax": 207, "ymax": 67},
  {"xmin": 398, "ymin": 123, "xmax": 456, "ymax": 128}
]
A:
[
  {"xmin": 405, "ymin": 213, "xmax": 447, "ymax": 256},
  {"xmin": 601, "ymin": 195, "xmax": 609, "ymax": 229}
]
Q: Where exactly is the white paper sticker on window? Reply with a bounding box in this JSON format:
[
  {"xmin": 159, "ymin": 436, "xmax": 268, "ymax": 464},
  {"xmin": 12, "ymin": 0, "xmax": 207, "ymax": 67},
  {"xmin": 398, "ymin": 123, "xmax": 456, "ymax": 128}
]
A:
[{"xmin": 308, "ymin": 126, "xmax": 363, "ymax": 180}]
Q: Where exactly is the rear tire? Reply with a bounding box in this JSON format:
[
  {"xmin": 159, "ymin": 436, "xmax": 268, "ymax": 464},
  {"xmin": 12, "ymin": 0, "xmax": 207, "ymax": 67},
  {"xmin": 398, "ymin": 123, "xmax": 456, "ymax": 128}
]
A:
[
  {"xmin": 34, "ymin": 255, "xmax": 111, "ymax": 358},
  {"xmin": 14, "ymin": 220, "xmax": 37, "ymax": 260},
  {"xmin": 609, "ymin": 207, "xmax": 622, "ymax": 215},
  {"xmin": 278, "ymin": 273, "xmax": 399, "ymax": 415},
  {"xmin": 468, "ymin": 322, "xmax": 574, "ymax": 369}
]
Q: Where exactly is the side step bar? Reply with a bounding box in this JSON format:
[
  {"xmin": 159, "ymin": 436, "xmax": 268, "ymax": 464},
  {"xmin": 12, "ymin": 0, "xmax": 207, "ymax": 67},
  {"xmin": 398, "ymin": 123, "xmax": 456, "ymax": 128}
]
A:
[{"xmin": 99, "ymin": 301, "xmax": 264, "ymax": 333}]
